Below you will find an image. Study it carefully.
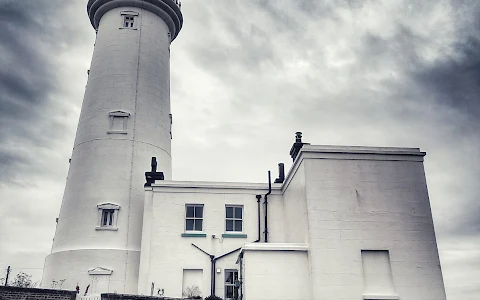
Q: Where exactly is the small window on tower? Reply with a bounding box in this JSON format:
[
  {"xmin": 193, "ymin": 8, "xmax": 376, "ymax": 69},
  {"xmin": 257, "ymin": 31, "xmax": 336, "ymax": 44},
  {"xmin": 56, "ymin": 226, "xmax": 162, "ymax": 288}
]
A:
[
  {"xmin": 108, "ymin": 111, "xmax": 130, "ymax": 134},
  {"xmin": 96, "ymin": 203, "xmax": 121, "ymax": 231},
  {"xmin": 124, "ymin": 15, "xmax": 135, "ymax": 28},
  {"xmin": 120, "ymin": 11, "xmax": 139, "ymax": 29},
  {"xmin": 102, "ymin": 209, "xmax": 114, "ymax": 226}
]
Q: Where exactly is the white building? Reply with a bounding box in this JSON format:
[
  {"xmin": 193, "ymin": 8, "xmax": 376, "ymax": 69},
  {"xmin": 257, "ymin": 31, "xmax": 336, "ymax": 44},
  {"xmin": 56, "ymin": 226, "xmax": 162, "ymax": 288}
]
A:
[{"xmin": 42, "ymin": 1, "xmax": 447, "ymax": 300}]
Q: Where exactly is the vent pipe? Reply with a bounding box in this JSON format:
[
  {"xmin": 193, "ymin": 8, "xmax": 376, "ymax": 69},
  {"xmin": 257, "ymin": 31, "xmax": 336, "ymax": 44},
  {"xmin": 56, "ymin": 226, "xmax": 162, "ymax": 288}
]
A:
[{"xmin": 274, "ymin": 163, "xmax": 285, "ymax": 183}]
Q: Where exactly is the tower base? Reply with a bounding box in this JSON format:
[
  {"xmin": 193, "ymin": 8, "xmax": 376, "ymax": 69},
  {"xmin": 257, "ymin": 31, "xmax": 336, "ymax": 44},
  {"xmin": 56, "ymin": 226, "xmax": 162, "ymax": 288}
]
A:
[{"xmin": 42, "ymin": 249, "xmax": 140, "ymax": 294}]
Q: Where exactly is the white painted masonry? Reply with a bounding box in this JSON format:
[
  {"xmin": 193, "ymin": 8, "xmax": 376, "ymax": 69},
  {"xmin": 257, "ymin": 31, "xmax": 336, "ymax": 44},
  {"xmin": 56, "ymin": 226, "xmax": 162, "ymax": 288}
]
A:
[
  {"xmin": 42, "ymin": 0, "xmax": 182, "ymax": 294},
  {"xmin": 43, "ymin": 1, "xmax": 447, "ymax": 299},
  {"xmin": 138, "ymin": 182, "xmax": 283, "ymax": 297},
  {"xmin": 240, "ymin": 243, "xmax": 311, "ymax": 300},
  {"xmin": 138, "ymin": 146, "xmax": 446, "ymax": 300}
]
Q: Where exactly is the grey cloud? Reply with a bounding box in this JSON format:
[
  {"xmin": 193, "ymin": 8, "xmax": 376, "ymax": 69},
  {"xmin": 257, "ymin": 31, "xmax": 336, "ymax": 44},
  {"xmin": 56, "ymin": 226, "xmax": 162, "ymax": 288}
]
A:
[
  {"xmin": 413, "ymin": 36, "xmax": 480, "ymax": 121},
  {"xmin": 0, "ymin": 0, "xmax": 478, "ymax": 298},
  {"xmin": 0, "ymin": 0, "xmax": 76, "ymax": 183}
]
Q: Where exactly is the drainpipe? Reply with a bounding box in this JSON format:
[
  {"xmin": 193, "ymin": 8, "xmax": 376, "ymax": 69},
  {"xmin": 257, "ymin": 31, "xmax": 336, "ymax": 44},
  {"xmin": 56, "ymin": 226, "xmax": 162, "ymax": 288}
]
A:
[
  {"xmin": 255, "ymin": 195, "xmax": 261, "ymax": 242},
  {"xmin": 238, "ymin": 252, "xmax": 244, "ymax": 300},
  {"xmin": 191, "ymin": 244, "xmax": 241, "ymax": 296},
  {"xmin": 264, "ymin": 171, "xmax": 272, "ymax": 243},
  {"xmin": 211, "ymin": 259, "xmax": 216, "ymax": 294}
]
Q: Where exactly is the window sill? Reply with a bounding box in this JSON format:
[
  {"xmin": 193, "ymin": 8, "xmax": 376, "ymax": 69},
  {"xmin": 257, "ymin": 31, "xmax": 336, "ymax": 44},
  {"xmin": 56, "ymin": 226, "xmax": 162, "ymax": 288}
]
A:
[
  {"xmin": 96, "ymin": 226, "xmax": 118, "ymax": 231},
  {"xmin": 107, "ymin": 130, "xmax": 127, "ymax": 134},
  {"xmin": 119, "ymin": 28, "xmax": 138, "ymax": 30},
  {"xmin": 181, "ymin": 233, "xmax": 206, "ymax": 238},
  {"xmin": 363, "ymin": 295, "xmax": 399, "ymax": 300},
  {"xmin": 222, "ymin": 233, "xmax": 247, "ymax": 238}
]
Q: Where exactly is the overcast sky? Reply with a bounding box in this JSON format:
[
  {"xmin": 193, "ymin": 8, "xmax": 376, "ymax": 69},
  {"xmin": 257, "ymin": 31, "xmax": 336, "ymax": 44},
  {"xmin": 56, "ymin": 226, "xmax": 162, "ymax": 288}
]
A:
[{"xmin": 0, "ymin": 0, "xmax": 478, "ymax": 298}]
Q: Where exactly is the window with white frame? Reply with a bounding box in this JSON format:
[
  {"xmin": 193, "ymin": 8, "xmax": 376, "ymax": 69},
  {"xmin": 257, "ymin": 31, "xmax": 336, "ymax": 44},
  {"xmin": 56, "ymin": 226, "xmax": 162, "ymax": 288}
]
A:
[
  {"xmin": 124, "ymin": 15, "xmax": 135, "ymax": 28},
  {"xmin": 225, "ymin": 205, "xmax": 243, "ymax": 232},
  {"xmin": 120, "ymin": 11, "xmax": 139, "ymax": 29},
  {"xmin": 224, "ymin": 270, "xmax": 239, "ymax": 300},
  {"xmin": 185, "ymin": 204, "xmax": 203, "ymax": 231},
  {"xmin": 108, "ymin": 111, "xmax": 130, "ymax": 134},
  {"xmin": 96, "ymin": 203, "xmax": 120, "ymax": 230}
]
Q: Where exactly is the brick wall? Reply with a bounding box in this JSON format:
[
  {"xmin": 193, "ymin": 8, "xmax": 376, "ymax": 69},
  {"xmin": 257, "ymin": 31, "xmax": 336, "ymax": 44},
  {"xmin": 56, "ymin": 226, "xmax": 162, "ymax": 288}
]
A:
[
  {"xmin": 0, "ymin": 286, "xmax": 76, "ymax": 300},
  {"xmin": 101, "ymin": 294, "xmax": 195, "ymax": 300}
]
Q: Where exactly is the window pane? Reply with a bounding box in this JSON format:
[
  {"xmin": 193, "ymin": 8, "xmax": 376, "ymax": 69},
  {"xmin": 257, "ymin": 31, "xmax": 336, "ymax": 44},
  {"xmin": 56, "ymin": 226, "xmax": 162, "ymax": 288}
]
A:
[
  {"xmin": 195, "ymin": 206, "xmax": 203, "ymax": 218},
  {"xmin": 225, "ymin": 286, "xmax": 233, "ymax": 299},
  {"xmin": 194, "ymin": 219, "xmax": 203, "ymax": 231},
  {"xmin": 109, "ymin": 212, "xmax": 113, "ymax": 226},
  {"xmin": 186, "ymin": 206, "xmax": 194, "ymax": 218},
  {"xmin": 235, "ymin": 207, "xmax": 242, "ymax": 219},
  {"xmin": 102, "ymin": 211, "xmax": 108, "ymax": 226},
  {"xmin": 234, "ymin": 287, "xmax": 238, "ymax": 299},
  {"xmin": 225, "ymin": 272, "xmax": 233, "ymax": 284},
  {"xmin": 186, "ymin": 219, "xmax": 194, "ymax": 231},
  {"xmin": 226, "ymin": 207, "xmax": 233, "ymax": 218},
  {"xmin": 235, "ymin": 220, "xmax": 242, "ymax": 232},
  {"xmin": 226, "ymin": 220, "xmax": 233, "ymax": 231}
]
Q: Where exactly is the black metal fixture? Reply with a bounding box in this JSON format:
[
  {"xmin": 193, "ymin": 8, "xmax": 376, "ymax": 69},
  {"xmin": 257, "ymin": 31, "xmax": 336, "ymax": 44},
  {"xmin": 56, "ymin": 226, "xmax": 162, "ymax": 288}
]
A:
[
  {"xmin": 264, "ymin": 171, "xmax": 271, "ymax": 243},
  {"xmin": 255, "ymin": 195, "xmax": 261, "ymax": 242},
  {"xmin": 274, "ymin": 163, "xmax": 285, "ymax": 184},
  {"xmin": 191, "ymin": 244, "xmax": 241, "ymax": 296},
  {"xmin": 289, "ymin": 132, "xmax": 309, "ymax": 162},
  {"xmin": 144, "ymin": 157, "xmax": 164, "ymax": 187}
]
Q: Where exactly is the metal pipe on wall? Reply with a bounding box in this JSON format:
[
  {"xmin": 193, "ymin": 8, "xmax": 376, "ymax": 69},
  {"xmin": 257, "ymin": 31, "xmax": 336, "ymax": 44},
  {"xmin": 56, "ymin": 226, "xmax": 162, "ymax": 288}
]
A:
[{"xmin": 264, "ymin": 171, "xmax": 271, "ymax": 243}]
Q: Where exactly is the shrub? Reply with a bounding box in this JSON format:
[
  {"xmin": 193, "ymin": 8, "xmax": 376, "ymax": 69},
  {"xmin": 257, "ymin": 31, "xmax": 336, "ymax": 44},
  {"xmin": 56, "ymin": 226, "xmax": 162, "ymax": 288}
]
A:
[{"xmin": 205, "ymin": 295, "xmax": 223, "ymax": 300}]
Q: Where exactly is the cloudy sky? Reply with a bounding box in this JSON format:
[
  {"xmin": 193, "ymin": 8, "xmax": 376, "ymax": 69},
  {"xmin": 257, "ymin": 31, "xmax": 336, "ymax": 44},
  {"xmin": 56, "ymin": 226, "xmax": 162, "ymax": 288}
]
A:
[{"xmin": 0, "ymin": 0, "xmax": 478, "ymax": 298}]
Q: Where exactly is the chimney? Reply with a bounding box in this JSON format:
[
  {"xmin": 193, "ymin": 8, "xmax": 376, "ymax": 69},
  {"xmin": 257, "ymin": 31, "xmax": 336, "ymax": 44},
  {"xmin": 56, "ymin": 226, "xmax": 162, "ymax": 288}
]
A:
[
  {"xmin": 289, "ymin": 132, "xmax": 309, "ymax": 162},
  {"xmin": 274, "ymin": 163, "xmax": 285, "ymax": 183}
]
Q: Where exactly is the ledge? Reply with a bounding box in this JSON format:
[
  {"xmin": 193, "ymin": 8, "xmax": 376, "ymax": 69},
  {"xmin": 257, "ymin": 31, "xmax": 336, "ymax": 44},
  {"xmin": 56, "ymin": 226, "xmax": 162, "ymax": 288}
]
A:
[
  {"xmin": 95, "ymin": 226, "xmax": 118, "ymax": 231},
  {"xmin": 107, "ymin": 130, "xmax": 128, "ymax": 134},
  {"xmin": 151, "ymin": 181, "xmax": 282, "ymax": 193},
  {"xmin": 363, "ymin": 295, "xmax": 399, "ymax": 300},
  {"xmin": 87, "ymin": 0, "xmax": 183, "ymax": 41},
  {"xmin": 242, "ymin": 243, "xmax": 308, "ymax": 252},
  {"xmin": 222, "ymin": 233, "xmax": 247, "ymax": 238},
  {"xmin": 181, "ymin": 233, "xmax": 206, "ymax": 238}
]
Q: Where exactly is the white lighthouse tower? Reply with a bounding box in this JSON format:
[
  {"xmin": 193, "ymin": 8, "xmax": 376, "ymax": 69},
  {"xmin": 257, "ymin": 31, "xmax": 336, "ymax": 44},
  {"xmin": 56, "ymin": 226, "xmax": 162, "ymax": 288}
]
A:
[{"xmin": 42, "ymin": 0, "xmax": 182, "ymax": 294}]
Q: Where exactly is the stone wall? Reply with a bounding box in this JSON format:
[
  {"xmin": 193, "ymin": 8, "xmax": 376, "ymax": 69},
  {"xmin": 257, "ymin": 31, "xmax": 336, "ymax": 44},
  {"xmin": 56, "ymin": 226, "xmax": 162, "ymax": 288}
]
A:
[
  {"xmin": 101, "ymin": 294, "xmax": 194, "ymax": 300},
  {"xmin": 0, "ymin": 286, "xmax": 76, "ymax": 300}
]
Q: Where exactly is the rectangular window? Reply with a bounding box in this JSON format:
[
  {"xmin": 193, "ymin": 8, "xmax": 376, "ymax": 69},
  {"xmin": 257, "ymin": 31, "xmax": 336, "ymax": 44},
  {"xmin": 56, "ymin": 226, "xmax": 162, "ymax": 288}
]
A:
[
  {"xmin": 185, "ymin": 205, "xmax": 203, "ymax": 231},
  {"xmin": 224, "ymin": 270, "xmax": 239, "ymax": 300},
  {"xmin": 124, "ymin": 15, "xmax": 135, "ymax": 28},
  {"xmin": 225, "ymin": 205, "xmax": 243, "ymax": 232},
  {"xmin": 96, "ymin": 203, "xmax": 120, "ymax": 231},
  {"xmin": 102, "ymin": 209, "xmax": 114, "ymax": 227}
]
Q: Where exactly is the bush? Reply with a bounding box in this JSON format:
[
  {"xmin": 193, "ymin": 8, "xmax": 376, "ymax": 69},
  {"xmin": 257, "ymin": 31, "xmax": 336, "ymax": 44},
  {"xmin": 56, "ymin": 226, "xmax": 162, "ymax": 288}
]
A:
[{"xmin": 204, "ymin": 295, "xmax": 223, "ymax": 300}]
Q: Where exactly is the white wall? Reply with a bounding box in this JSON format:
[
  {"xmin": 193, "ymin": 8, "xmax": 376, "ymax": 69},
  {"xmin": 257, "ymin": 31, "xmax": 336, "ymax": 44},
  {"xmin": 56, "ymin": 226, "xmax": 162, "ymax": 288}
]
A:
[
  {"xmin": 282, "ymin": 161, "xmax": 308, "ymax": 243},
  {"xmin": 137, "ymin": 182, "xmax": 283, "ymax": 297},
  {"xmin": 42, "ymin": 249, "xmax": 139, "ymax": 294},
  {"xmin": 242, "ymin": 245, "xmax": 311, "ymax": 300},
  {"xmin": 44, "ymin": 4, "xmax": 175, "ymax": 294},
  {"xmin": 301, "ymin": 146, "xmax": 447, "ymax": 300}
]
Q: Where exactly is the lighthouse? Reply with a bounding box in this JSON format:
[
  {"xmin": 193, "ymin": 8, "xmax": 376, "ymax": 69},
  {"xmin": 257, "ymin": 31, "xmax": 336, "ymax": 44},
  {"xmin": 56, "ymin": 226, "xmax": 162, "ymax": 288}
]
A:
[{"xmin": 42, "ymin": 0, "xmax": 183, "ymax": 294}]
